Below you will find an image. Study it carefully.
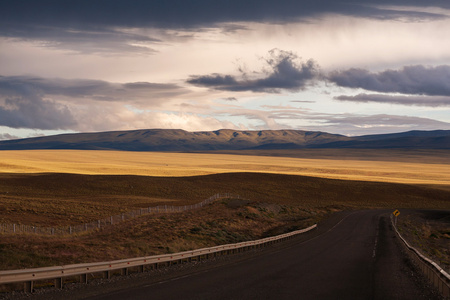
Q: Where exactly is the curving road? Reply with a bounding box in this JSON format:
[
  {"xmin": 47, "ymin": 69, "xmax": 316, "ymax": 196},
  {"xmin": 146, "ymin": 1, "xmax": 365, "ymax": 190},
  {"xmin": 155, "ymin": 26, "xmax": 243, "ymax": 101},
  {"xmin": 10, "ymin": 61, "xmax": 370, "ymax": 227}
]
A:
[{"xmin": 72, "ymin": 210, "xmax": 439, "ymax": 300}]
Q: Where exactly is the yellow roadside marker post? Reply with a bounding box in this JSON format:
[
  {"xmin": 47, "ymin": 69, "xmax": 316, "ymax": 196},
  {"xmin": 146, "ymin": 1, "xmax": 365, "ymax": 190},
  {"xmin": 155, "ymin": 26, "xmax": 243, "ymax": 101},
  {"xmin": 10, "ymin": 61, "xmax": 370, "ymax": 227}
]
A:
[{"xmin": 393, "ymin": 209, "xmax": 400, "ymax": 226}]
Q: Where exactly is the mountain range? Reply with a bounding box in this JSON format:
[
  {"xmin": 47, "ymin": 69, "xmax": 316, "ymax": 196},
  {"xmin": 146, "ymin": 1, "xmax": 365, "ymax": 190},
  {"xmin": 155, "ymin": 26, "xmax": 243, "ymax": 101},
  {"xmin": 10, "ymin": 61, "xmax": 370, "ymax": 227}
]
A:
[{"xmin": 0, "ymin": 129, "xmax": 449, "ymax": 151}]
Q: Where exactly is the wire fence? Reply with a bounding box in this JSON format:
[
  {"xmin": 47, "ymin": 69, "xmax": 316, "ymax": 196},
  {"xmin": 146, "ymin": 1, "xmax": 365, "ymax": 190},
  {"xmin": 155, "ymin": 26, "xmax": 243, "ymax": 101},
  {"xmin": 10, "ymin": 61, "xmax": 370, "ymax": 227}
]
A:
[{"xmin": 0, "ymin": 193, "xmax": 240, "ymax": 236}]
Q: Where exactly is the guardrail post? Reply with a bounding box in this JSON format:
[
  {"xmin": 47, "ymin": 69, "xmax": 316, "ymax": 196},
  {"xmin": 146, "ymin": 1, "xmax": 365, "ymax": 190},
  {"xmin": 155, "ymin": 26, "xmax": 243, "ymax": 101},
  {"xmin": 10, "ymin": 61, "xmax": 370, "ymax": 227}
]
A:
[
  {"xmin": 55, "ymin": 277, "xmax": 63, "ymax": 289},
  {"xmin": 121, "ymin": 268, "xmax": 128, "ymax": 276},
  {"xmin": 80, "ymin": 273, "xmax": 88, "ymax": 284},
  {"xmin": 24, "ymin": 281, "xmax": 33, "ymax": 293},
  {"xmin": 103, "ymin": 270, "xmax": 111, "ymax": 279}
]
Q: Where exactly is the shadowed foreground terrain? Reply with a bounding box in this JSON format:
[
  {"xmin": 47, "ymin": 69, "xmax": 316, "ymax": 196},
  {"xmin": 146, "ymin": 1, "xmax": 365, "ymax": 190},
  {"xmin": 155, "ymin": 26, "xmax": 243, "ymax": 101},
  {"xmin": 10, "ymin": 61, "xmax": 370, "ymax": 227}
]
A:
[
  {"xmin": 397, "ymin": 210, "xmax": 450, "ymax": 273},
  {"xmin": 1, "ymin": 172, "xmax": 449, "ymax": 226},
  {"xmin": 82, "ymin": 211, "xmax": 442, "ymax": 300},
  {"xmin": 0, "ymin": 172, "xmax": 449, "ymax": 274},
  {"xmin": 3, "ymin": 211, "xmax": 444, "ymax": 300}
]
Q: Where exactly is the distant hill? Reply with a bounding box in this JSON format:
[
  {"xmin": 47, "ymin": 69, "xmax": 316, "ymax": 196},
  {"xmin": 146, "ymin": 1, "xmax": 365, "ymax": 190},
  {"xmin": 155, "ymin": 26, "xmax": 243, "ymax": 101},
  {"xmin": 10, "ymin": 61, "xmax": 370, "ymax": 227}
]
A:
[
  {"xmin": 319, "ymin": 130, "xmax": 450, "ymax": 149},
  {"xmin": 0, "ymin": 129, "xmax": 449, "ymax": 151}
]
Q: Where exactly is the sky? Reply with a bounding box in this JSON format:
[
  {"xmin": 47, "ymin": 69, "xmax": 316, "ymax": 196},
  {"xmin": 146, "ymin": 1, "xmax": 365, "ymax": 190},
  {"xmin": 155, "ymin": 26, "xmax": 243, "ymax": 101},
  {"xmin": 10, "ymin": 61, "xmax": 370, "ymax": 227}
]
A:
[{"xmin": 1, "ymin": 0, "xmax": 450, "ymax": 140}]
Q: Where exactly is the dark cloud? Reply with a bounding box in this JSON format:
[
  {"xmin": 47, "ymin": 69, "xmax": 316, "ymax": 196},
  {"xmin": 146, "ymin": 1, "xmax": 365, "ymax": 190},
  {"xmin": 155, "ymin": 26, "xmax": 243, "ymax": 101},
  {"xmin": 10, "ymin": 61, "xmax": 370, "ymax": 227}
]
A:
[
  {"xmin": 224, "ymin": 97, "xmax": 238, "ymax": 101},
  {"xmin": 1, "ymin": 1, "xmax": 448, "ymax": 53},
  {"xmin": 0, "ymin": 95, "xmax": 76, "ymax": 130},
  {"xmin": 335, "ymin": 93, "xmax": 450, "ymax": 107},
  {"xmin": 0, "ymin": 75, "xmax": 189, "ymax": 130},
  {"xmin": 187, "ymin": 49, "xmax": 320, "ymax": 93},
  {"xmin": 188, "ymin": 74, "xmax": 239, "ymax": 88},
  {"xmin": 328, "ymin": 65, "xmax": 450, "ymax": 96},
  {"xmin": 0, "ymin": 76, "xmax": 78, "ymax": 129},
  {"xmin": 0, "ymin": 76, "xmax": 187, "ymax": 102},
  {"xmin": 2, "ymin": 24, "xmax": 159, "ymax": 55},
  {"xmin": 1, "ymin": 1, "xmax": 448, "ymax": 30}
]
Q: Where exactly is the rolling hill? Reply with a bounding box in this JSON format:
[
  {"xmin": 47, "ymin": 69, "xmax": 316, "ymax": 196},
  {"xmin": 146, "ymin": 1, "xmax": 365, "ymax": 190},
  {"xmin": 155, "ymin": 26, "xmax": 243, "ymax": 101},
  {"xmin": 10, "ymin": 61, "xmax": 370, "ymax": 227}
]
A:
[{"xmin": 0, "ymin": 129, "xmax": 449, "ymax": 151}]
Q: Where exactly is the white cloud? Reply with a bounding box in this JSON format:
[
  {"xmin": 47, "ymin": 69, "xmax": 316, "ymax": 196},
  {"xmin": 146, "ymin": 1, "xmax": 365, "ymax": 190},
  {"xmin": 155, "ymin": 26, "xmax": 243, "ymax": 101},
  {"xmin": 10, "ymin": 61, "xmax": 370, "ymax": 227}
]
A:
[{"xmin": 74, "ymin": 103, "xmax": 237, "ymax": 132}]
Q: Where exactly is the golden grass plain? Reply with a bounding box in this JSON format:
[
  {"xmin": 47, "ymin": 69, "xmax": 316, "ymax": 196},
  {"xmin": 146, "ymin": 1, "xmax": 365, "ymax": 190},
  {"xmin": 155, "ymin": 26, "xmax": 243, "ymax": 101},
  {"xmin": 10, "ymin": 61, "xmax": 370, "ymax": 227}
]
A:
[{"xmin": 1, "ymin": 149, "xmax": 449, "ymax": 188}]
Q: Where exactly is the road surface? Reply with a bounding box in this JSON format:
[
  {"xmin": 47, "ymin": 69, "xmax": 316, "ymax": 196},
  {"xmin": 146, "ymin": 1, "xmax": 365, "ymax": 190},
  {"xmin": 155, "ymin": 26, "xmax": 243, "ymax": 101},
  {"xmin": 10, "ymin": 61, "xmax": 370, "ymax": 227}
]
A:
[
  {"xmin": 20, "ymin": 210, "xmax": 440, "ymax": 300},
  {"xmin": 75, "ymin": 210, "xmax": 437, "ymax": 300}
]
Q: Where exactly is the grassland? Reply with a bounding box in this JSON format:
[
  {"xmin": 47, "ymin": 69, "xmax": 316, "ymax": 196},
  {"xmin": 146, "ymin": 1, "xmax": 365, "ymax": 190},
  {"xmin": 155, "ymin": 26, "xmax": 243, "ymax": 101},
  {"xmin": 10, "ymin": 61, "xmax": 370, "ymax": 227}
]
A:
[
  {"xmin": 397, "ymin": 210, "xmax": 450, "ymax": 273},
  {"xmin": 0, "ymin": 198, "xmax": 325, "ymax": 271},
  {"xmin": 0, "ymin": 149, "xmax": 449, "ymax": 278},
  {"xmin": 1, "ymin": 172, "xmax": 449, "ymax": 226},
  {"xmin": 1, "ymin": 149, "xmax": 450, "ymax": 188}
]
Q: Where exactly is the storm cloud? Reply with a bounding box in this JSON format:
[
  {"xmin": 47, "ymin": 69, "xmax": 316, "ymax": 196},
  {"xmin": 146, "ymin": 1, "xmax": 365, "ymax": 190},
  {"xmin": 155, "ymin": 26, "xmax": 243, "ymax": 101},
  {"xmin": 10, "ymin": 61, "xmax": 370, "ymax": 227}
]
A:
[
  {"xmin": 0, "ymin": 75, "xmax": 188, "ymax": 130},
  {"xmin": 328, "ymin": 65, "xmax": 450, "ymax": 97},
  {"xmin": 1, "ymin": 1, "xmax": 448, "ymax": 54},
  {"xmin": 0, "ymin": 76, "xmax": 187, "ymax": 103},
  {"xmin": 187, "ymin": 49, "xmax": 320, "ymax": 93},
  {"xmin": 0, "ymin": 95, "xmax": 76, "ymax": 130},
  {"xmin": 1, "ymin": 1, "xmax": 448, "ymax": 30}
]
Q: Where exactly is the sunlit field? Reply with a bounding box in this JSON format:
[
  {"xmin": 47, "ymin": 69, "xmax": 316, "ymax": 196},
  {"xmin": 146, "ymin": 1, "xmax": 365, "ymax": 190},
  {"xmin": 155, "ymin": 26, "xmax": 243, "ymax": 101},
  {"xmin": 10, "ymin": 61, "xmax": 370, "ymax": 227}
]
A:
[{"xmin": 1, "ymin": 150, "xmax": 449, "ymax": 188}]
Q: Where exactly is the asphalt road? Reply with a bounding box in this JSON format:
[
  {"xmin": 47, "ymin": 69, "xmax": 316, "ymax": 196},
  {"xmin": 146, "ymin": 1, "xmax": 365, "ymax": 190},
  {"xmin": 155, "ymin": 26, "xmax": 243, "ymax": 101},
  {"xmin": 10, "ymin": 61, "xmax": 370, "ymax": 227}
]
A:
[{"xmin": 76, "ymin": 210, "xmax": 439, "ymax": 300}]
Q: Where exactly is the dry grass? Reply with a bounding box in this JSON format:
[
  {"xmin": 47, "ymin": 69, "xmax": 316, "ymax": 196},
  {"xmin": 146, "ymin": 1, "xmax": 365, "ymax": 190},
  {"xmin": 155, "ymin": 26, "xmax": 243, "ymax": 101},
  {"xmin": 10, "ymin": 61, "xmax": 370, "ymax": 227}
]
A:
[
  {"xmin": 206, "ymin": 149, "xmax": 450, "ymax": 164},
  {"xmin": 0, "ymin": 149, "xmax": 449, "ymax": 278},
  {"xmin": 1, "ymin": 172, "xmax": 449, "ymax": 226},
  {"xmin": 1, "ymin": 150, "xmax": 450, "ymax": 188},
  {"xmin": 0, "ymin": 199, "xmax": 323, "ymax": 271},
  {"xmin": 397, "ymin": 210, "xmax": 450, "ymax": 273}
]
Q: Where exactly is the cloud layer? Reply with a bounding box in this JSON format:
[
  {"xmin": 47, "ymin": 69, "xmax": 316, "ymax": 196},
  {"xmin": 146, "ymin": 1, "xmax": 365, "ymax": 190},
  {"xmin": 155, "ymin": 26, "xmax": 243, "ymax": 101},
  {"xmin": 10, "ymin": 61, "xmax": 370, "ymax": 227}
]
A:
[
  {"xmin": 0, "ymin": 75, "xmax": 189, "ymax": 130},
  {"xmin": 187, "ymin": 53, "xmax": 450, "ymax": 107},
  {"xmin": 1, "ymin": 1, "xmax": 449, "ymax": 55},
  {"xmin": 4, "ymin": 58, "xmax": 450, "ymax": 134},
  {"xmin": 188, "ymin": 49, "xmax": 320, "ymax": 93},
  {"xmin": 329, "ymin": 65, "xmax": 450, "ymax": 96},
  {"xmin": 335, "ymin": 94, "xmax": 450, "ymax": 107},
  {"xmin": 2, "ymin": 1, "xmax": 448, "ymax": 30}
]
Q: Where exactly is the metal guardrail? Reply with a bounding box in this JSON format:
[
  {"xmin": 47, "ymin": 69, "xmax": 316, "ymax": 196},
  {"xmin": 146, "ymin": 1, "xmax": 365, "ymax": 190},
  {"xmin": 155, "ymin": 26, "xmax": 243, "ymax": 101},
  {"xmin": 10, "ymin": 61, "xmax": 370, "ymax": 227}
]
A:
[
  {"xmin": 391, "ymin": 214, "xmax": 450, "ymax": 299},
  {"xmin": 0, "ymin": 224, "xmax": 317, "ymax": 293}
]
